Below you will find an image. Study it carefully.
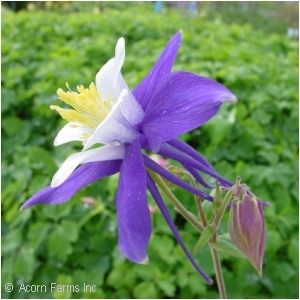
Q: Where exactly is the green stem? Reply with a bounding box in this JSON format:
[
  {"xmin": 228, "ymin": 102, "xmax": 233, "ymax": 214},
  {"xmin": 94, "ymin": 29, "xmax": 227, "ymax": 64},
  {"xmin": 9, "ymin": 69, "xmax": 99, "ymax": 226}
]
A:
[
  {"xmin": 210, "ymin": 243, "xmax": 227, "ymax": 299},
  {"xmin": 148, "ymin": 169, "xmax": 204, "ymax": 233},
  {"xmin": 214, "ymin": 190, "xmax": 234, "ymax": 228},
  {"xmin": 183, "ymin": 171, "xmax": 207, "ymax": 227}
]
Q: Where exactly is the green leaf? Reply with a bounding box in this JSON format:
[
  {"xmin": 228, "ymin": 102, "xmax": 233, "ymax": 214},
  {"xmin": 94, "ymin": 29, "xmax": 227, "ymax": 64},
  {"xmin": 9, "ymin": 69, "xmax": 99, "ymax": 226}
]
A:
[
  {"xmin": 120, "ymin": 269, "xmax": 137, "ymax": 289},
  {"xmin": 2, "ymin": 116, "xmax": 24, "ymax": 136},
  {"xmin": 133, "ymin": 263, "xmax": 160, "ymax": 280},
  {"xmin": 265, "ymin": 230, "xmax": 282, "ymax": 255},
  {"xmin": 41, "ymin": 201, "xmax": 73, "ymax": 221},
  {"xmin": 106, "ymin": 270, "xmax": 124, "ymax": 289},
  {"xmin": 211, "ymin": 233, "xmax": 246, "ymax": 258},
  {"xmin": 61, "ymin": 220, "xmax": 78, "ymax": 242},
  {"xmin": 133, "ymin": 282, "xmax": 158, "ymax": 299},
  {"xmin": 13, "ymin": 247, "xmax": 36, "ymax": 282},
  {"xmin": 273, "ymin": 261, "xmax": 296, "ymax": 283},
  {"xmin": 2, "ymin": 255, "xmax": 14, "ymax": 286},
  {"xmin": 288, "ymin": 239, "xmax": 299, "ymax": 268},
  {"xmin": 52, "ymin": 274, "xmax": 74, "ymax": 299},
  {"xmin": 47, "ymin": 228, "xmax": 72, "ymax": 262},
  {"xmin": 193, "ymin": 224, "xmax": 216, "ymax": 255},
  {"xmin": 202, "ymin": 200, "xmax": 215, "ymax": 223},
  {"xmin": 157, "ymin": 280, "xmax": 176, "ymax": 297},
  {"xmin": 27, "ymin": 222, "xmax": 50, "ymax": 249},
  {"xmin": 188, "ymin": 273, "xmax": 206, "ymax": 296},
  {"xmin": 176, "ymin": 268, "xmax": 189, "ymax": 288},
  {"xmin": 2, "ymin": 228, "xmax": 22, "ymax": 255}
]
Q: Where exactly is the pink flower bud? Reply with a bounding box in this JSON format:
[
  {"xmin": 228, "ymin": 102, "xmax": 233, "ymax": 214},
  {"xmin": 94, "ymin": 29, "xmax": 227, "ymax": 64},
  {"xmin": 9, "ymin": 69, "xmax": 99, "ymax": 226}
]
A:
[{"xmin": 228, "ymin": 194, "xmax": 266, "ymax": 276}]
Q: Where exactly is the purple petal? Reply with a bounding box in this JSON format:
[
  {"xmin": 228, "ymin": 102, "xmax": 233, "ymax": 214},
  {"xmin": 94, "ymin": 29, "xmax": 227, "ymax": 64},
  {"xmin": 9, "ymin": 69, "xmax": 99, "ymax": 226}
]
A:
[
  {"xmin": 158, "ymin": 143, "xmax": 233, "ymax": 187},
  {"xmin": 168, "ymin": 138, "xmax": 216, "ymax": 171},
  {"xmin": 146, "ymin": 172, "xmax": 213, "ymax": 285},
  {"xmin": 132, "ymin": 31, "xmax": 182, "ymax": 111},
  {"xmin": 143, "ymin": 155, "xmax": 213, "ymax": 202},
  {"xmin": 116, "ymin": 137, "xmax": 151, "ymax": 264},
  {"xmin": 20, "ymin": 160, "xmax": 122, "ymax": 210},
  {"xmin": 140, "ymin": 71, "xmax": 237, "ymax": 152}
]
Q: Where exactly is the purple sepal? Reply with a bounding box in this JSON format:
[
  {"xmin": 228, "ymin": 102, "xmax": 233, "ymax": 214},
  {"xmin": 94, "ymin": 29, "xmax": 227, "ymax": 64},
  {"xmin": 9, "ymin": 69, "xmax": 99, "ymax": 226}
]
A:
[
  {"xmin": 167, "ymin": 138, "xmax": 217, "ymax": 172},
  {"xmin": 132, "ymin": 31, "xmax": 182, "ymax": 112},
  {"xmin": 143, "ymin": 155, "xmax": 213, "ymax": 202},
  {"xmin": 116, "ymin": 137, "xmax": 152, "ymax": 264},
  {"xmin": 140, "ymin": 71, "xmax": 236, "ymax": 152},
  {"xmin": 146, "ymin": 172, "xmax": 213, "ymax": 285},
  {"xmin": 158, "ymin": 143, "xmax": 233, "ymax": 187},
  {"xmin": 20, "ymin": 160, "xmax": 122, "ymax": 210}
]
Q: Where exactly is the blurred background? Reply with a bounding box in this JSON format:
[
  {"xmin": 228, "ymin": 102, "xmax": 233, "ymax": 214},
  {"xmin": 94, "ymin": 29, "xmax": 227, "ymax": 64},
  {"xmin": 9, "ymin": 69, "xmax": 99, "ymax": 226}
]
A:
[{"xmin": 1, "ymin": 1, "xmax": 298, "ymax": 299}]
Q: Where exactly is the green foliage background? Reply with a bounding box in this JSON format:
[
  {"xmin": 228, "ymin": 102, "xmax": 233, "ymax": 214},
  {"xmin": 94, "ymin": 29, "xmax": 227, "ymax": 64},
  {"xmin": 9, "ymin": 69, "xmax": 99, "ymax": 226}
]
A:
[{"xmin": 2, "ymin": 2, "xmax": 298, "ymax": 299}]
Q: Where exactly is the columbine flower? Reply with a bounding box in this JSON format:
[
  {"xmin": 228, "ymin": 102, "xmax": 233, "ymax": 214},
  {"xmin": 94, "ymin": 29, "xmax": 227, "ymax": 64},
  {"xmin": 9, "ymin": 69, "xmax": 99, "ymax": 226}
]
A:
[{"xmin": 21, "ymin": 31, "xmax": 238, "ymax": 284}]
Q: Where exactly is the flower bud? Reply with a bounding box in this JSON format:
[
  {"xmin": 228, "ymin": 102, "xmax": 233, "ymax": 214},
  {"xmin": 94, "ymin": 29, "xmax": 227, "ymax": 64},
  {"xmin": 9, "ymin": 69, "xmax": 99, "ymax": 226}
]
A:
[{"xmin": 228, "ymin": 194, "xmax": 266, "ymax": 276}]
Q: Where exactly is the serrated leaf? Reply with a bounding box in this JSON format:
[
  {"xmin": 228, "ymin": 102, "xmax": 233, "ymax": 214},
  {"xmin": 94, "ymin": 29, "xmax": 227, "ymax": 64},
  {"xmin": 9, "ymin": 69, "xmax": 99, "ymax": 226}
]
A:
[
  {"xmin": 106, "ymin": 270, "xmax": 124, "ymax": 289},
  {"xmin": 157, "ymin": 280, "xmax": 176, "ymax": 297},
  {"xmin": 13, "ymin": 247, "xmax": 36, "ymax": 282},
  {"xmin": 61, "ymin": 220, "xmax": 78, "ymax": 242},
  {"xmin": 47, "ymin": 228, "xmax": 72, "ymax": 262},
  {"xmin": 41, "ymin": 201, "xmax": 72, "ymax": 221},
  {"xmin": 134, "ymin": 282, "xmax": 157, "ymax": 299},
  {"xmin": 27, "ymin": 222, "xmax": 50, "ymax": 249},
  {"xmin": 2, "ymin": 228, "xmax": 22, "ymax": 255}
]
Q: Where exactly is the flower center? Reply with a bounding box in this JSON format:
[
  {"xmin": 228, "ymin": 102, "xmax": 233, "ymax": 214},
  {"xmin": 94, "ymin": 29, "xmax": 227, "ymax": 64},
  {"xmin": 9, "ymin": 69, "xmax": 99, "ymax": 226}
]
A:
[{"xmin": 50, "ymin": 83, "xmax": 113, "ymax": 129}]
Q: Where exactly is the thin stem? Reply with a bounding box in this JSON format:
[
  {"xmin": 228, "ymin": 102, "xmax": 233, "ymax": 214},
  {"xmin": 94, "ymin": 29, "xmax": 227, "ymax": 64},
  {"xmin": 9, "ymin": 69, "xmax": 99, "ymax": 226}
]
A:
[
  {"xmin": 214, "ymin": 190, "xmax": 234, "ymax": 228},
  {"xmin": 210, "ymin": 243, "xmax": 227, "ymax": 299},
  {"xmin": 148, "ymin": 169, "xmax": 204, "ymax": 233},
  {"xmin": 183, "ymin": 171, "xmax": 207, "ymax": 227}
]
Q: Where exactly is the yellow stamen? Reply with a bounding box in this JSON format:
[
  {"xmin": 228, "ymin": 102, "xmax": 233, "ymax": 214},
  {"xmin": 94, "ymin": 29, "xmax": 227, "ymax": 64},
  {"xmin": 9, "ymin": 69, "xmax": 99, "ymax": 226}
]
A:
[
  {"xmin": 51, "ymin": 82, "xmax": 112, "ymax": 129},
  {"xmin": 81, "ymin": 133, "xmax": 90, "ymax": 139}
]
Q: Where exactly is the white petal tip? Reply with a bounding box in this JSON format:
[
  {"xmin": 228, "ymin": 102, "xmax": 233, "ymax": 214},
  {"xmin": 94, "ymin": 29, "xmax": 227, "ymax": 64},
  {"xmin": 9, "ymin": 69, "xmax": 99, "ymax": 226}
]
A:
[
  {"xmin": 115, "ymin": 38, "xmax": 125, "ymax": 70},
  {"xmin": 51, "ymin": 175, "xmax": 63, "ymax": 188},
  {"xmin": 50, "ymin": 181, "xmax": 59, "ymax": 188},
  {"xmin": 117, "ymin": 37, "xmax": 125, "ymax": 47},
  {"xmin": 139, "ymin": 257, "xmax": 150, "ymax": 265},
  {"xmin": 225, "ymin": 95, "xmax": 238, "ymax": 104}
]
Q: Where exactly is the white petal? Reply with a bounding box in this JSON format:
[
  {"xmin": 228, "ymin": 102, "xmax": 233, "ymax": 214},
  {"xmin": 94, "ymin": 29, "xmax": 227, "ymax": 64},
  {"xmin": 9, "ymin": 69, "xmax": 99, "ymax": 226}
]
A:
[
  {"xmin": 119, "ymin": 83, "xmax": 145, "ymax": 125},
  {"xmin": 54, "ymin": 122, "xmax": 94, "ymax": 146},
  {"xmin": 51, "ymin": 144, "xmax": 125, "ymax": 187},
  {"xmin": 96, "ymin": 38, "xmax": 126, "ymax": 102},
  {"xmin": 95, "ymin": 59, "xmax": 118, "ymax": 101},
  {"xmin": 115, "ymin": 37, "xmax": 125, "ymax": 72},
  {"xmin": 83, "ymin": 89, "xmax": 140, "ymax": 150}
]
